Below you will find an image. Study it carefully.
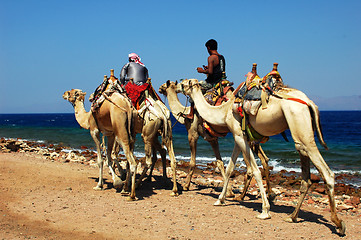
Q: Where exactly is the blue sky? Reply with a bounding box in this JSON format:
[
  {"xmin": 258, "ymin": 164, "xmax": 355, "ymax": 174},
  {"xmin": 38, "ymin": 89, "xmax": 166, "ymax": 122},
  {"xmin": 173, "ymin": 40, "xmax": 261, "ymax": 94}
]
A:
[{"xmin": 1, "ymin": 0, "xmax": 360, "ymax": 113}]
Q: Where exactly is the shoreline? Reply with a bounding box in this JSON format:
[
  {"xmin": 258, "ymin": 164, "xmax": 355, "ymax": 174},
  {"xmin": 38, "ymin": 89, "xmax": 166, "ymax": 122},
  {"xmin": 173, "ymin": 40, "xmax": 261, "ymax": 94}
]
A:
[
  {"xmin": 1, "ymin": 137, "xmax": 360, "ymax": 209},
  {"xmin": 1, "ymin": 137, "xmax": 361, "ymax": 239}
]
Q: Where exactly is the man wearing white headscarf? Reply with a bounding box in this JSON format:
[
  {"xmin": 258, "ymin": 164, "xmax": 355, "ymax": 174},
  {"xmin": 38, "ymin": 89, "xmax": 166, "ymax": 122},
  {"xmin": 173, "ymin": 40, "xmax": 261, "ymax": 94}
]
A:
[{"xmin": 120, "ymin": 53, "xmax": 149, "ymax": 86}]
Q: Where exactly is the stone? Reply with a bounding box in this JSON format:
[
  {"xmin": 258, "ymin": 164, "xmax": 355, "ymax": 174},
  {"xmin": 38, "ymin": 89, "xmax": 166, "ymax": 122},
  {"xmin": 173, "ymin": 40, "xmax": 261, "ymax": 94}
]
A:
[
  {"xmin": 310, "ymin": 174, "xmax": 320, "ymax": 183},
  {"xmin": 350, "ymin": 196, "xmax": 360, "ymax": 206},
  {"xmin": 314, "ymin": 186, "xmax": 326, "ymax": 194}
]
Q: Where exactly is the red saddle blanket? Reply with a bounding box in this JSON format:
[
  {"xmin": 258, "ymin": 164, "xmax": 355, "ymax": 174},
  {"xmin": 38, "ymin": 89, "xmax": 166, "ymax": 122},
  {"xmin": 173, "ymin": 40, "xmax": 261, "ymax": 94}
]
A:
[{"xmin": 124, "ymin": 82, "xmax": 149, "ymax": 106}]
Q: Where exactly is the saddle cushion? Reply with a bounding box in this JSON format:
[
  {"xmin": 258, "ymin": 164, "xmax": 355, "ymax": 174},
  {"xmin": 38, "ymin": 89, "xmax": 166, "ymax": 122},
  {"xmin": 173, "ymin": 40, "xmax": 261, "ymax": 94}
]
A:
[{"xmin": 124, "ymin": 82, "xmax": 149, "ymax": 106}]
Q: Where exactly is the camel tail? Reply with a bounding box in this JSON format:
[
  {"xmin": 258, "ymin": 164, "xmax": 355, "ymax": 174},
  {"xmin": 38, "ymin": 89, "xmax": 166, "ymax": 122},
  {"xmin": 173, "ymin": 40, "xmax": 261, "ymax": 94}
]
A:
[
  {"xmin": 308, "ymin": 100, "xmax": 328, "ymax": 150},
  {"xmin": 127, "ymin": 106, "xmax": 134, "ymax": 144}
]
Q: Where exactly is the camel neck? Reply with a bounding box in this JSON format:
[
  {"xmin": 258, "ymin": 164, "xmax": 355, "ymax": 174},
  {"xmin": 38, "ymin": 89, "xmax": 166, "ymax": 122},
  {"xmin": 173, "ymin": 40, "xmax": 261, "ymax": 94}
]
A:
[
  {"xmin": 190, "ymin": 85, "xmax": 233, "ymax": 127},
  {"xmin": 73, "ymin": 100, "xmax": 91, "ymax": 129}
]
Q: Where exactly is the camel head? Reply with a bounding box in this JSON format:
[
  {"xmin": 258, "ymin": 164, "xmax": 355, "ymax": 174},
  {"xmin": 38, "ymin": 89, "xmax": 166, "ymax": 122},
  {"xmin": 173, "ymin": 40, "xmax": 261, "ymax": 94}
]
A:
[
  {"xmin": 159, "ymin": 80, "xmax": 182, "ymax": 96},
  {"xmin": 63, "ymin": 89, "xmax": 87, "ymax": 106},
  {"xmin": 180, "ymin": 79, "xmax": 200, "ymax": 96}
]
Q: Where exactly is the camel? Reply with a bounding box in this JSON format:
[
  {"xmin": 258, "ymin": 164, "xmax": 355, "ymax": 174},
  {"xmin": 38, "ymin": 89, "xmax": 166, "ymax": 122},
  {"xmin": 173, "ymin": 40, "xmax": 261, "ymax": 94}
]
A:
[
  {"xmin": 62, "ymin": 87, "xmax": 139, "ymax": 200},
  {"xmin": 159, "ymin": 80, "xmax": 272, "ymax": 199},
  {"xmin": 64, "ymin": 71, "xmax": 178, "ymax": 198},
  {"xmin": 180, "ymin": 69, "xmax": 345, "ymax": 234},
  {"xmin": 131, "ymin": 79, "xmax": 178, "ymax": 196}
]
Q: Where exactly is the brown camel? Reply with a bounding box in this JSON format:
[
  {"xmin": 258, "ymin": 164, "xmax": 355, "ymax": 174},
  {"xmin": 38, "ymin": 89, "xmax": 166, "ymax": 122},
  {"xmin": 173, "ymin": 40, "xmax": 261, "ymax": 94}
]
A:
[
  {"xmin": 180, "ymin": 68, "xmax": 345, "ymax": 234},
  {"xmin": 63, "ymin": 87, "xmax": 139, "ymax": 200}
]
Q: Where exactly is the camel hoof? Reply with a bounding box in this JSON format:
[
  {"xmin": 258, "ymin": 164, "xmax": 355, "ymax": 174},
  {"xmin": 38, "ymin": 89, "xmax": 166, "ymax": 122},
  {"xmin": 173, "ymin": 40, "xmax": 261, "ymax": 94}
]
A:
[
  {"xmin": 126, "ymin": 196, "xmax": 138, "ymax": 201},
  {"xmin": 170, "ymin": 192, "xmax": 179, "ymax": 197},
  {"xmin": 93, "ymin": 186, "xmax": 103, "ymax": 191},
  {"xmin": 257, "ymin": 212, "xmax": 271, "ymax": 220},
  {"xmin": 113, "ymin": 179, "xmax": 124, "ymax": 190},
  {"xmin": 214, "ymin": 200, "xmax": 225, "ymax": 206},
  {"xmin": 226, "ymin": 192, "xmax": 235, "ymax": 198},
  {"xmin": 268, "ymin": 193, "xmax": 277, "ymax": 202},
  {"xmin": 283, "ymin": 217, "xmax": 297, "ymax": 223},
  {"xmin": 182, "ymin": 184, "xmax": 190, "ymax": 191},
  {"xmin": 338, "ymin": 221, "xmax": 346, "ymax": 236},
  {"xmin": 121, "ymin": 190, "xmax": 130, "ymax": 196},
  {"xmin": 233, "ymin": 195, "xmax": 244, "ymax": 202}
]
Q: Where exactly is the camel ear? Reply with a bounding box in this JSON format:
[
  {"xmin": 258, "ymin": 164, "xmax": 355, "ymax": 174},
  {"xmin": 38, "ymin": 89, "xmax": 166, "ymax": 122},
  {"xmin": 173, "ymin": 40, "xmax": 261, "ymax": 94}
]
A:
[{"xmin": 166, "ymin": 80, "xmax": 170, "ymax": 87}]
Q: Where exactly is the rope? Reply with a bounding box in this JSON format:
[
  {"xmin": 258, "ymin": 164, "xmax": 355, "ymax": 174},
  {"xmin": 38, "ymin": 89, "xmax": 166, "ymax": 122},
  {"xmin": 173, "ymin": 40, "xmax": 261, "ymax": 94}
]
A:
[{"xmin": 102, "ymin": 93, "xmax": 128, "ymax": 112}]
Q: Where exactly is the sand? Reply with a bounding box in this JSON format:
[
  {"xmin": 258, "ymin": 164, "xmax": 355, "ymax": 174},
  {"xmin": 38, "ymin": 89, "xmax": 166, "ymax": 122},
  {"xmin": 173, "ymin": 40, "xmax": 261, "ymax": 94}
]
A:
[{"xmin": 1, "ymin": 151, "xmax": 361, "ymax": 240}]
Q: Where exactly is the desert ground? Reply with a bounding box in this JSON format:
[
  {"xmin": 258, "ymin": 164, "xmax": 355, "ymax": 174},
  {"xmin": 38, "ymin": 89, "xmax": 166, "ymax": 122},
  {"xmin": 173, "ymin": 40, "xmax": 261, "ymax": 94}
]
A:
[{"xmin": 1, "ymin": 149, "xmax": 361, "ymax": 240}]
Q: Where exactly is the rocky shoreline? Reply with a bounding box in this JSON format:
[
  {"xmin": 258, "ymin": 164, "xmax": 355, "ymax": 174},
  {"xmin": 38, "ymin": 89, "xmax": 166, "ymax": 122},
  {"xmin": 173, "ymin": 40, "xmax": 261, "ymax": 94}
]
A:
[{"xmin": 1, "ymin": 137, "xmax": 360, "ymax": 217}]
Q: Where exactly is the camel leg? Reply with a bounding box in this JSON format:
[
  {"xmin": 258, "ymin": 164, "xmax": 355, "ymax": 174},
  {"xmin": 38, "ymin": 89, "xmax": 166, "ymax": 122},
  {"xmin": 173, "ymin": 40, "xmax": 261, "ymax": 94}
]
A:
[
  {"xmin": 233, "ymin": 132, "xmax": 271, "ymax": 219},
  {"xmin": 307, "ymin": 146, "xmax": 345, "ymax": 235},
  {"xmin": 284, "ymin": 152, "xmax": 312, "ymax": 223},
  {"xmin": 154, "ymin": 139, "xmax": 168, "ymax": 180},
  {"xmin": 123, "ymin": 146, "xmax": 137, "ymax": 201},
  {"xmin": 207, "ymin": 139, "xmax": 233, "ymax": 197},
  {"xmin": 121, "ymin": 161, "xmax": 131, "ymax": 195},
  {"xmin": 135, "ymin": 140, "xmax": 152, "ymax": 189},
  {"xmin": 105, "ymin": 136, "xmax": 123, "ymax": 190},
  {"xmin": 149, "ymin": 139, "xmax": 167, "ymax": 180},
  {"xmin": 214, "ymin": 142, "xmax": 241, "ymax": 206},
  {"xmin": 147, "ymin": 146, "xmax": 158, "ymax": 181},
  {"xmin": 255, "ymin": 144, "xmax": 274, "ymax": 200},
  {"xmin": 244, "ymin": 140, "xmax": 271, "ymax": 219},
  {"xmin": 91, "ymin": 129, "xmax": 104, "ymax": 190},
  {"xmin": 114, "ymin": 126, "xmax": 137, "ymax": 200},
  {"xmin": 164, "ymin": 133, "xmax": 179, "ymax": 196},
  {"xmin": 184, "ymin": 127, "xmax": 199, "ymax": 190},
  {"xmin": 234, "ymin": 164, "xmax": 253, "ymax": 201},
  {"xmin": 284, "ymin": 108, "xmax": 345, "ymax": 235}
]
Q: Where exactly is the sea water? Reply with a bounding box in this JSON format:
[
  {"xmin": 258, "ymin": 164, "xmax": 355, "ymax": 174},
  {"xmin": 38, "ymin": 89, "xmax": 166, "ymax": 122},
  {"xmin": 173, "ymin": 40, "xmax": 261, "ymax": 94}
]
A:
[{"xmin": 1, "ymin": 112, "xmax": 360, "ymax": 186}]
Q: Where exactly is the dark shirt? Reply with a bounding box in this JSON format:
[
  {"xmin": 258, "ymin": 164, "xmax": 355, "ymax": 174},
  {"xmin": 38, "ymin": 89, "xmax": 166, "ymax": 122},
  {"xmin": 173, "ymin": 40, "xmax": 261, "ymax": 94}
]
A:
[
  {"xmin": 206, "ymin": 55, "xmax": 226, "ymax": 85},
  {"xmin": 120, "ymin": 62, "xmax": 149, "ymax": 86}
]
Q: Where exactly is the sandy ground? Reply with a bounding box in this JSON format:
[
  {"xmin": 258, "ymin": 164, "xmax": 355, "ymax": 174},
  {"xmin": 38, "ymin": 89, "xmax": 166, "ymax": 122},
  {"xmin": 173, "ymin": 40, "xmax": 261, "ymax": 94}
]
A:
[{"xmin": 1, "ymin": 152, "xmax": 360, "ymax": 240}]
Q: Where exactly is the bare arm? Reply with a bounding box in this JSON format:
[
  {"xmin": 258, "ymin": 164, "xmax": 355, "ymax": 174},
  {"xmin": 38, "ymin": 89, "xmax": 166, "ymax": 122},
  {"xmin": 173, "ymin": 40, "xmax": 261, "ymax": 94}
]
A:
[{"xmin": 197, "ymin": 55, "xmax": 217, "ymax": 74}]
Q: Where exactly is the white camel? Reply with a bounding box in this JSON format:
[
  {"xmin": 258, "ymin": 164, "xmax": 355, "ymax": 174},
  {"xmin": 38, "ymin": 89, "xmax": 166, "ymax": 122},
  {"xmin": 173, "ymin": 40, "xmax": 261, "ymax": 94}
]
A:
[
  {"xmin": 180, "ymin": 72, "xmax": 345, "ymax": 234},
  {"xmin": 159, "ymin": 80, "xmax": 272, "ymax": 199}
]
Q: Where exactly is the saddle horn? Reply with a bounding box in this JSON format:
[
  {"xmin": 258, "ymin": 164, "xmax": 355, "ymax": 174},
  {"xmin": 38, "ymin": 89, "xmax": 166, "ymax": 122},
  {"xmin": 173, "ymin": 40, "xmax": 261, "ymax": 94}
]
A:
[
  {"xmin": 109, "ymin": 69, "xmax": 117, "ymax": 82},
  {"xmin": 252, "ymin": 63, "xmax": 257, "ymax": 74}
]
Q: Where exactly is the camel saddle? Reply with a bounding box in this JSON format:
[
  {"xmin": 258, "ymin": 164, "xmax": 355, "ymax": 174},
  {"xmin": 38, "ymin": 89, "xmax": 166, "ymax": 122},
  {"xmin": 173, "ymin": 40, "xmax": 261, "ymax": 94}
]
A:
[
  {"xmin": 89, "ymin": 73, "xmax": 126, "ymax": 112},
  {"xmin": 184, "ymin": 80, "xmax": 233, "ymax": 138},
  {"xmin": 204, "ymin": 80, "xmax": 234, "ymax": 106},
  {"xmin": 125, "ymin": 79, "xmax": 163, "ymax": 110},
  {"xmin": 235, "ymin": 68, "xmax": 284, "ymax": 116}
]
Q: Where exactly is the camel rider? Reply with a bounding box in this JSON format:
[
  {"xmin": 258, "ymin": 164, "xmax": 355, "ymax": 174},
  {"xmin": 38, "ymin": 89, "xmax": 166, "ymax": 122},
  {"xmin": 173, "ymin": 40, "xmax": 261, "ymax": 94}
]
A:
[
  {"xmin": 196, "ymin": 39, "xmax": 226, "ymax": 91},
  {"xmin": 120, "ymin": 53, "xmax": 149, "ymax": 86}
]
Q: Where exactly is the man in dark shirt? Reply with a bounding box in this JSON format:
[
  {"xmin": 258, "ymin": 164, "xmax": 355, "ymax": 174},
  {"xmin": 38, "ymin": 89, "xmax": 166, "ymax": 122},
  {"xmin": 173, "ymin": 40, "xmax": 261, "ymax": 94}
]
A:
[
  {"xmin": 196, "ymin": 39, "xmax": 226, "ymax": 88},
  {"xmin": 120, "ymin": 53, "xmax": 149, "ymax": 86}
]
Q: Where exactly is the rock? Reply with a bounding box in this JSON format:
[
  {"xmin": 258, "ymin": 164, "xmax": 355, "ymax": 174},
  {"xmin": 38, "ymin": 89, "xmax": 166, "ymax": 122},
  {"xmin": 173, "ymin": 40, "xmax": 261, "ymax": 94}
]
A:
[
  {"xmin": 338, "ymin": 204, "xmax": 354, "ymax": 211},
  {"xmin": 310, "ymin": 174, "xmax": 320, "ymax": 183},
  {"xmin": 271, "ymin": 188, "xmax": 282, "ymax": 195},
  {"xmin": 314, "ymin": 186, "xmax": 326, "ymax": 194},
  {"xmin": 351, "ymin": 196, "xmax": 360, "ymax": 206}
]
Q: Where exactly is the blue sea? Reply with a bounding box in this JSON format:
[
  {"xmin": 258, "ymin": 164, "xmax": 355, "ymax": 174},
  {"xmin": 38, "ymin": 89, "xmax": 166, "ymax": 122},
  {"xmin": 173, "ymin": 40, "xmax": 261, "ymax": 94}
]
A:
[{"xmin": 1, "ymin": 112, "xmax": 361, "ymax": 187}]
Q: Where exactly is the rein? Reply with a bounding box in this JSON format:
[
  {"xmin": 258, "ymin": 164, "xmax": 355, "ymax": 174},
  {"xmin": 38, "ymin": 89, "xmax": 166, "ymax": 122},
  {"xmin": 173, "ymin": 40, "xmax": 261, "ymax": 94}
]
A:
[{"xmin": 102, "ymin": 93, "xmax": 128, "ymax": 112}]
